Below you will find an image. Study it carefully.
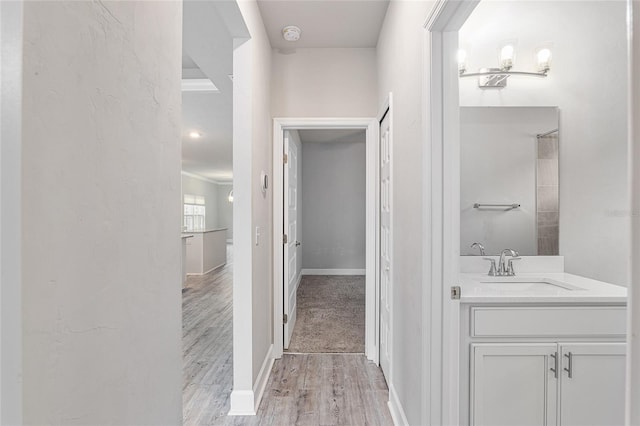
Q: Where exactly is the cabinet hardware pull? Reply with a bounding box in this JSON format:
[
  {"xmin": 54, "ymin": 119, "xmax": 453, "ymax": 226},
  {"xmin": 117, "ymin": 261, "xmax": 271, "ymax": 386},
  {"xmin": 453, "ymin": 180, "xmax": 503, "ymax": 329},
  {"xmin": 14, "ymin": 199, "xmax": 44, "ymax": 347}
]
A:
[
  {"xmin": 564, "ymin": 352, "xmax": 573, "ymax": 378},
  {"xmin": 550, "ymin": 352, "xmax": 558, "ymax": 378}
]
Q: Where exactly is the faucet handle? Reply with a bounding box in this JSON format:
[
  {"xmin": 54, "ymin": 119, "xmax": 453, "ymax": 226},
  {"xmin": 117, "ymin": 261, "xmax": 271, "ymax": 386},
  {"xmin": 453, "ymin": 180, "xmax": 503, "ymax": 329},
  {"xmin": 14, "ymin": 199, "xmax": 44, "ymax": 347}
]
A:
[
  {"xmin": 482, "ymin": 257, "xmax": 497, "ymax": 276},
  {"xmin": 471, "ymin": 242, "xmax": 486, "ymax": 256},
  {"xmin": 507, "ymin": 257, "xmax": 521, "ymax": 276}
]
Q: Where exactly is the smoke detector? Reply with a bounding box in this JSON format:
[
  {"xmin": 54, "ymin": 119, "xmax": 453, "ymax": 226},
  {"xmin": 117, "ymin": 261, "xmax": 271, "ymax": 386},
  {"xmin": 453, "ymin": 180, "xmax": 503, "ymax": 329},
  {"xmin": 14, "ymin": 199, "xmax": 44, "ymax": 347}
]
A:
[{"xmin": 282, "ymin": 26, "xmax": 301, "ymax": 42}]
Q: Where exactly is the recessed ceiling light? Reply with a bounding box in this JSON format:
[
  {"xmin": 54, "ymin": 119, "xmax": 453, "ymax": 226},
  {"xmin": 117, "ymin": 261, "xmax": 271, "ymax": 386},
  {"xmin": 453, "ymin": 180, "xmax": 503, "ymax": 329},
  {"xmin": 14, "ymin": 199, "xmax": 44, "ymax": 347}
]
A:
[
  {"xmin": 189, "ymin": 131, "xmax": 202, "ymax": 139},
  {"xmin": 282, "ymin": 26, "xmax": 301, "ymax": 42}
]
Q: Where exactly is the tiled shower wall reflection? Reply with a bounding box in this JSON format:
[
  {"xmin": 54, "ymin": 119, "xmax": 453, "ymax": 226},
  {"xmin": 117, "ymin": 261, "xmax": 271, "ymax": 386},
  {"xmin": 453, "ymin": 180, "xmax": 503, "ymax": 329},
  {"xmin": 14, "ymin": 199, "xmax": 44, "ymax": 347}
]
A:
[{"xmin": 537, "ymin": 134, "xmax": 559, "ymax": 255}]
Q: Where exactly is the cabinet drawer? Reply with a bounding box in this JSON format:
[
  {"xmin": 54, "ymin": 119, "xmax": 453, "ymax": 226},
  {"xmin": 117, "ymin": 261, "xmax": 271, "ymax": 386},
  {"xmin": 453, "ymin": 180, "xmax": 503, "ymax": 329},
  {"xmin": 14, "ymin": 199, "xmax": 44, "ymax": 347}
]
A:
[{"xmin": 471, "ymin": 306, "xmax": 626, "ymax": 337}]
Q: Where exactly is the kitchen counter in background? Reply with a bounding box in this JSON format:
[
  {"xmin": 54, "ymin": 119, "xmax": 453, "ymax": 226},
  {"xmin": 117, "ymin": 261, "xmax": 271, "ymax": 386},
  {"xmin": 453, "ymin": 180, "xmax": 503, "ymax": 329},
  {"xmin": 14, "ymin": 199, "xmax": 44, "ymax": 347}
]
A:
[
  {"xmin": 181, "ymin": 234, "xmax": 194, "ymax": 284},
  {"xmin": 184, "ymin": 228, "xmax": 227, "ymax": 276}
]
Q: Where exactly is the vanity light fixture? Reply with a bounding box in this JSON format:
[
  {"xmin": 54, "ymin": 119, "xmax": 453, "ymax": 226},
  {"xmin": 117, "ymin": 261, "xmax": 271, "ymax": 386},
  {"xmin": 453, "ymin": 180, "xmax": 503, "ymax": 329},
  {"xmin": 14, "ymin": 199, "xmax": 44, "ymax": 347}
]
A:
[
  {"xmin": 227, "ymin": 190, "xmax": 233, "ymax": 203},
  {"xmin": 458, "ymin": 44, "xmax": 551, "ymax": 88}
]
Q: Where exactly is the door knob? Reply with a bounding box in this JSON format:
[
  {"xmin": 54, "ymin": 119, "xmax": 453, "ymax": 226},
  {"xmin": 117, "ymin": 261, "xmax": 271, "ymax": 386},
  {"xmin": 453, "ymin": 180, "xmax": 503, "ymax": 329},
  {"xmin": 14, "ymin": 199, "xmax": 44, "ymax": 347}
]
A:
[{"xmin": 295, "ymin": 241, "xmax": 301, "ymax": 246}]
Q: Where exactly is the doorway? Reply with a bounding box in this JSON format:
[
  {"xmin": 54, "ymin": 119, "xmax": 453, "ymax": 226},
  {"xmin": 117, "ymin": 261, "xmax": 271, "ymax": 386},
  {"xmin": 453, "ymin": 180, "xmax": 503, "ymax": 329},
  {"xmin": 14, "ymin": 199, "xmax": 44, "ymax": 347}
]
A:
[
  {"xmin": 283, "ymin": 128, "xmax": 367, "ymax": 354},
  {"xmin": 273, "ymin": 118, "xmax": 379, "ymax": 363}
]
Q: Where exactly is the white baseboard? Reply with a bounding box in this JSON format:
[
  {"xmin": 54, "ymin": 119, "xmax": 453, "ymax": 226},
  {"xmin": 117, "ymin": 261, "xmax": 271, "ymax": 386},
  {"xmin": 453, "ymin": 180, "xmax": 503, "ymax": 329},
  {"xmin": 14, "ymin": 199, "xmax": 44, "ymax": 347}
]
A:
[
  {"xmin": 301, "ymin": 268, "xmax": 365, "ymax": 276},
  {"xmin": 228, "ymin": 345, "xmax": 274, "ymax": 416},
  {"xmin": 252, "ymin": 344, "xmax": 274, "ymax": 412},
  {"xmin": 388, "ymin": 383, "xmax": 409, "ymax": 426},
  {"xmin": 228, "ymin": 390, "xmax": 255, "ymax": 416}
]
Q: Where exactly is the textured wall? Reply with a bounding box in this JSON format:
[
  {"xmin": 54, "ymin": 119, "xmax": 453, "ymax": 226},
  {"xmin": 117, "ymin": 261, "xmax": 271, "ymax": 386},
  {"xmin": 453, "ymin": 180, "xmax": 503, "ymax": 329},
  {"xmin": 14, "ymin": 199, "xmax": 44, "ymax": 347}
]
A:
[{"xmin": 22, "ymin": 2, "xmax": 183, "ymax": 423}]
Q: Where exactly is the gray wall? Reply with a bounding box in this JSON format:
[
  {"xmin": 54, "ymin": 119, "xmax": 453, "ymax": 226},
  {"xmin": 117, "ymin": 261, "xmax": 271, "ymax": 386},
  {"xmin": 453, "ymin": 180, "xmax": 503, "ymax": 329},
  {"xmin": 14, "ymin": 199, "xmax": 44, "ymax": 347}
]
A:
[
  {"xmin": 301, "ymin": 137, "xmax": 366, "ymax": 270},
  {"xmin": 181, "ymin": 174, "xmax": 219, "ymax": 230},
  {"xmin": 22, "ymin": 1, "xmax": 183, "ymax": 423},
  {"xmin": 216, "ymin": 182, "xmax": 233, "ymax": 241}
]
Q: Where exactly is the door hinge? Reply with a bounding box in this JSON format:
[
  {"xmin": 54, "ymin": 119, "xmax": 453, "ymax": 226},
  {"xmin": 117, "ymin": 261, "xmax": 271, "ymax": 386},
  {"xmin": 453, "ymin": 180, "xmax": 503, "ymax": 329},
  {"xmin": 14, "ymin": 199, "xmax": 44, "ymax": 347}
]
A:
[
  {"xmin": 283, "ymin": 234, "xmax": 288, "ymax": 244},
  {"xmin": 451, "ymin": 286, "xmax": 461, "ymax": 300},
  {"xmin": 283, "ymin": 314, "xmax": 288, "ymax": 324},
  {"xmin": 283, "ymin": 153, "xmax": 288, "ymax": 164}
]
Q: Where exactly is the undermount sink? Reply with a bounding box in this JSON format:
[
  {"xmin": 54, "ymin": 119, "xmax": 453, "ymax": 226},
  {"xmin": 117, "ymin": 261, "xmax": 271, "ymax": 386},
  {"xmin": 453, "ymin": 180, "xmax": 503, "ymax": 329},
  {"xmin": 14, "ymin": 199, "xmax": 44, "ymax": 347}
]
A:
[{"xmin": 478, "ymin": 277, "xmax": 585, "ymax": 292}]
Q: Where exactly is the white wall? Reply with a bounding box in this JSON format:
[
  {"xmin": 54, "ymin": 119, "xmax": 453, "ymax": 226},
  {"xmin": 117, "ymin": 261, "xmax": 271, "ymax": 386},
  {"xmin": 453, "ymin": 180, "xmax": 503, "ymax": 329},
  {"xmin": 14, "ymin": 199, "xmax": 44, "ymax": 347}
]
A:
[
  {"xmin": 301, "ymin": 137, "xmax": 366, "ymax": 270},
  {"xmin": 231, "ymin": 0, "xmax": 273, "ymax": 414},
  {"xmin": 181, "ymin": 174, "xmax": 219, "ymax": 230},
  {"xmin": 377, "ymin": 1, "xmax": 436, "ymax": 424},
  {"xmin": 22, "ymin": 1, "xmax": 183, "ymax": 424},
  {"xmin": 460, "ymin": 107, "xmax": 558, "ymax": 256},
  {"xmin": 271, "ymin": 48, "xmax": 377, "ymax": 117},
  {"xmin": 216, "ymin": 182, "xmax": 234, "ymax": 241},
  {"xmin": 459, "ymin": 1, "xmax": 629, "ymax": 286}
]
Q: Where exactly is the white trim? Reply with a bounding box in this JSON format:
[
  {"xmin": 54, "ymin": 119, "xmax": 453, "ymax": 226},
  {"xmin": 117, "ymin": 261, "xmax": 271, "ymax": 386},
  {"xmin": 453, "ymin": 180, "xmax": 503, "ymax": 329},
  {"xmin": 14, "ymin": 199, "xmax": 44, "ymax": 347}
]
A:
[
  {"xmin": 388, "ymin": 383, "xmax": 410, "ymax": 426},
  {"xmin": 228, "ymin": 343, "xmax": 274, "ymax": 416},
  {"xmin": 252, "ymin": 344, "xmax": 274, "ymax": 412},
  {"xmin": 185, "ymin": 262, "xmax": 225, "ymax": 276},
  {"xmin": 273, "ymin": 118, "xmax": 379, "ymax": 363},
  {"xmin": 628, "ymin": 1, "xmax": 640, "ymax": 423},
  {"xmin": 424, "ymin": 2, "xmax": 479, "ymax": 425},
  {"xmin": 228, "ymin": 391, "xmax": 255, "ymax": 416},
  {"xmin": 181, "ymin": 170, "xmax": 232, "ymax": 185},
  {"xmin": 301, "ymin": 268, "xmax": 365, "ymax": 276}
]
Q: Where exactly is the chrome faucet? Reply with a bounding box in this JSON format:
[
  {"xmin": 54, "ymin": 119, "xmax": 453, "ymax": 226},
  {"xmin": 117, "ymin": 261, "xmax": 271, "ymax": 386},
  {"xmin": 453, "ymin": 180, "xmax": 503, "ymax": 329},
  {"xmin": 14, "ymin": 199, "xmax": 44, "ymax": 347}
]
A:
[
  {"xmin": 497, "ymin": 249, "xmax": 520, "ymax": 276},
  {"xmin": 482, "ymin": 248, "xmax": 520, "ymax": 276}
]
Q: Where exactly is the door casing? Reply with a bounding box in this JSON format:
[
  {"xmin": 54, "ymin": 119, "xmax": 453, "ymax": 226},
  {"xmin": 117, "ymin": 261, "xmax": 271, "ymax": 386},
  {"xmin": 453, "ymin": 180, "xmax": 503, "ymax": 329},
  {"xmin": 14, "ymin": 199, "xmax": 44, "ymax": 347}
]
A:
[{"xmin": 272, "ymin": 118, "xmax": 379, "ymax": 362}]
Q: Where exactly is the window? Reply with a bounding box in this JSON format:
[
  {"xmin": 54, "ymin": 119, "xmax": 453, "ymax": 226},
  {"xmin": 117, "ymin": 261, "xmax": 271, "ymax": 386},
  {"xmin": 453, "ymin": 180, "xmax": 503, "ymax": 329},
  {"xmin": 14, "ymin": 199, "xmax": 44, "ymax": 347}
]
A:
[{"xmin": 184, "ymin": 194, "xmax": 205, "ymax": 231}]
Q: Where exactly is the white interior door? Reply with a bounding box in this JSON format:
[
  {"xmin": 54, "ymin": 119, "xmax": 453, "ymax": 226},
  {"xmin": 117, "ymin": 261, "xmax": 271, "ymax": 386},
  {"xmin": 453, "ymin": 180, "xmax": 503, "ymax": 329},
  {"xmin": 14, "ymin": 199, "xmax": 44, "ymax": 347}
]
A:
[
  {"xmin": 379, "ymin": 111, "xmax": 392, "ymax": 378},
  {"xmin": 283, "ymin": 130, "xmax": 299, "ymax": 349}
]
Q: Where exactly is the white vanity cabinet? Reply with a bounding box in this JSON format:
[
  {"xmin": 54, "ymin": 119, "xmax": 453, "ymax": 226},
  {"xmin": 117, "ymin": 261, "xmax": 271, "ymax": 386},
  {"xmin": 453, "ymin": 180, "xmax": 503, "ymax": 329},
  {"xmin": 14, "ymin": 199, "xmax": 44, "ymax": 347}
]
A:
[{"xmin": 462, "ymin": 304, "xmax": 627, "ymax": 426}]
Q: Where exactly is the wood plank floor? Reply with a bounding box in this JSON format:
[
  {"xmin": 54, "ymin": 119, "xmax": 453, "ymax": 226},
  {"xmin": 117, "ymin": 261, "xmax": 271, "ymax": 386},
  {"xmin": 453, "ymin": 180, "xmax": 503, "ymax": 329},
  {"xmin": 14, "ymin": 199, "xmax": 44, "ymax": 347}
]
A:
[{"xmin": 183, "ymin": 246, "xmax": 393, "ymax": 426}]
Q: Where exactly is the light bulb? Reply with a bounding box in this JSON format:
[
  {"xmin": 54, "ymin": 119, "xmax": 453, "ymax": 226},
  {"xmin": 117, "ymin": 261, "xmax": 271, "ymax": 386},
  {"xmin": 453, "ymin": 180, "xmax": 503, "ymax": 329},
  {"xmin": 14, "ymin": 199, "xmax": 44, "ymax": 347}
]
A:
[
  {"xmin": 537, "ymin": 48, "xmax": 552, "ymax": 73},
  {"xmin": 500, "ymin": 44, "xmax": 514, "ymax": 69}
]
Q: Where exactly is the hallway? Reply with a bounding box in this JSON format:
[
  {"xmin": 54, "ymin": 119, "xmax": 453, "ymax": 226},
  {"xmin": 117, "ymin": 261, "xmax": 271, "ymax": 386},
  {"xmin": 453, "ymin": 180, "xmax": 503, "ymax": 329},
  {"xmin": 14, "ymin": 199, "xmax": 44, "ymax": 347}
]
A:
[
  {"xmin": 288, "ymin": 276, "xmax": 366, "ymax": 353},
  {"xmin": 182, "ymin": 248, "xmax": 392, "ymax": 425}
]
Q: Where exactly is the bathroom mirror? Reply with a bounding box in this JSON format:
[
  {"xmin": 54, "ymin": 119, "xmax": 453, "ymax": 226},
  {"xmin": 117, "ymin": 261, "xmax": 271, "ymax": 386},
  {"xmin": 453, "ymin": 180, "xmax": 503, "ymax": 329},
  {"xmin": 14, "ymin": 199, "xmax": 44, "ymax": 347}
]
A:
[{"xmin": 460, "ymin": 106, "xmax": 559, "ymax": 256}]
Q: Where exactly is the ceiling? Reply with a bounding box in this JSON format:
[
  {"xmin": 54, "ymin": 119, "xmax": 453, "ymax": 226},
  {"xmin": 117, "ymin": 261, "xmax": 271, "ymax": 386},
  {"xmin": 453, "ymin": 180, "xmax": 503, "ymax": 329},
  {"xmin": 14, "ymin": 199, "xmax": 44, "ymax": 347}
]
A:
[
  {"xmin": 181, "ymin": 1, "xmax": 248, "ymax": 182},
  {"xmin": 257, "ymin": 0, "xmax": 390, "ymax": 49},
  {"xmin": 181, "ymin": 0, "xmax": 389, "ymax": 181},
  {"xmin": 298, "ymin": 129, "xmax": 365, "ymax": 144}
]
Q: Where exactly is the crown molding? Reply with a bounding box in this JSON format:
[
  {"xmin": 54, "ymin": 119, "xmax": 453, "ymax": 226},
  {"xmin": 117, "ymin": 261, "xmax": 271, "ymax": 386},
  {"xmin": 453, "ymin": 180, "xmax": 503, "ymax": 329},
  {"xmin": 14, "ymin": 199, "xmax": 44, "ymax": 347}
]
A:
[{"xmin": 181, "ymin": 171, "xmax": 232, "ymax": 185}]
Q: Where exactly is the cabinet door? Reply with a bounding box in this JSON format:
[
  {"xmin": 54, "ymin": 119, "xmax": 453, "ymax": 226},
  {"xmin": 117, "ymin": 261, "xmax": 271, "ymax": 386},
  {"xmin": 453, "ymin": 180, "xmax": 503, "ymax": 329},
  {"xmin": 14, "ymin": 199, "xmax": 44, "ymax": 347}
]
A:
[
  {"xmin": 559, "ymin": 343, "xmax": 626, "ymax": 426},
  {"xmin": 471, "ymin": 343, "xmax": 558, "ymax": 426}
]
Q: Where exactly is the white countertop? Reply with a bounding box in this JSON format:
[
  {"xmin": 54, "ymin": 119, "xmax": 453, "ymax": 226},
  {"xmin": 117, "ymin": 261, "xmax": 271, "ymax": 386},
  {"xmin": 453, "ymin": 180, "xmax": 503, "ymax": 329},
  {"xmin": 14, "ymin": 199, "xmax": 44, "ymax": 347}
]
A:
[
  {"xmin": 182, "ymin": 228, "xmax": 227, "ymax": 233},
  {"xmin": 459, "ymin": 272, "xmax": 627, "ymax": 304}
]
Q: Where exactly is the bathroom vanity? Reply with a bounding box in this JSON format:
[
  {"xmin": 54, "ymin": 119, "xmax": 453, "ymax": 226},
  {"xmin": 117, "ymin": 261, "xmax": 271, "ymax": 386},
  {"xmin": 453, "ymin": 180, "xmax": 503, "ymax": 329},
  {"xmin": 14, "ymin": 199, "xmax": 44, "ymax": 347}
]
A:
[{"xmin": 458, "ymin": 258, "xmax": 627, "ymax": 426}]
